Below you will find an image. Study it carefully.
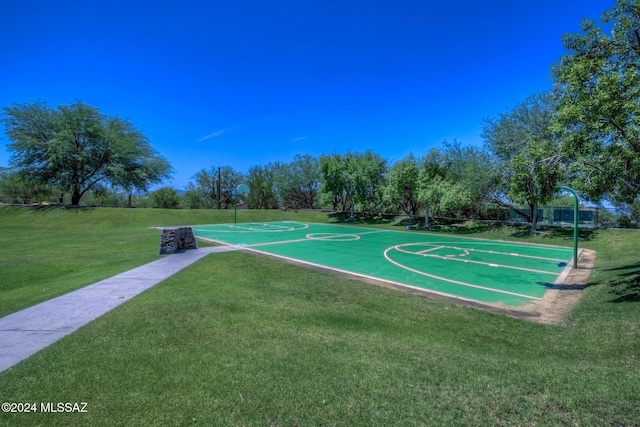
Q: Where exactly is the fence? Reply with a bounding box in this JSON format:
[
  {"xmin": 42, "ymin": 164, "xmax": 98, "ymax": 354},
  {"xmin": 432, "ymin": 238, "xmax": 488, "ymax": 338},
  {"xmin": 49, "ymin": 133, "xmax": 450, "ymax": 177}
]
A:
[{"xmin": 504, "ymin": 206, "xmax": 638, "ymax": 229}]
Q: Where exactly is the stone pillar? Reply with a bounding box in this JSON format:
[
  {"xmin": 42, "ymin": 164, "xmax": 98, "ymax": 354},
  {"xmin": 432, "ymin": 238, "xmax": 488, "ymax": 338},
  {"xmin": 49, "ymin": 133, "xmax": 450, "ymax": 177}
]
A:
[{"xmin": 159, "ymin": 227, "xmax": 198, "ymax": 255}]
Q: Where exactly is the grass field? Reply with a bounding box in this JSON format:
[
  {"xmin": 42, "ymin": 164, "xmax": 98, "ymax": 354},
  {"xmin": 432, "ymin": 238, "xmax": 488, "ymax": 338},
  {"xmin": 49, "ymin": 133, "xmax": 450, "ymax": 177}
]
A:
[{"xmin": 0, "ymin": 206, "xmax": 639, "ymax": 426}]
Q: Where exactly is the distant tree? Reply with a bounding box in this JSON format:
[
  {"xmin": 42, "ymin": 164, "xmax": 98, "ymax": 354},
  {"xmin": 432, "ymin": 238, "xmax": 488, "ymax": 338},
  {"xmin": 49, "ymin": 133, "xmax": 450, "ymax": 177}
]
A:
[
  {"xmin": 1, "ymin": 101, "xmax": 172, "ymax": 205},
  {"xmin": 435, "ymin": 140, "xmax": 500, "ymax": 218},
  {"xmin": 482, "ymin": 92, "xmax": 563, "ymax": 233},
  {"xmin": 271, "ymin": 154, "xmax": 320, "ymax": 209},
  {"xmin": 553, "ymin": 0, "xmax": 640, "ymax": 203},
  {"xmin": 319, "ymin": 150, "xmax": 387, "ymax": 214},
  {"xmin": 184, "ymin": 168, "xmax": 216, "ymax": 209},
  {"xmin": 416, "ymin": 146, "xmax": 479, "ymax": 226},
  {"xmin": 319, "ymin": 153, "xmax": 352, "ymax": 212},
  {"xmin": 150, "ymin": 187, "xmax": 181, "ymax": 209},
  {"xmin": 0, "ymin": 170, "xmax": 55, "ymax": 204},
  {"xmin": 418, "ymin": 175, "xmax": 474, "ymax": 222},
  {"xmin": 184, "ymin": 166, "xmax": 244, "ymax": 209},
  {"xmin": 384, "ymin": 154, "xmax": 421, "ymax": 218},
  {"xmin": 345, "ymin": 150, "xmax": 388, "ymax": 213},
  {"xmin": 246, "ymin": 165, "xmax": 278, "ymax": 209}
]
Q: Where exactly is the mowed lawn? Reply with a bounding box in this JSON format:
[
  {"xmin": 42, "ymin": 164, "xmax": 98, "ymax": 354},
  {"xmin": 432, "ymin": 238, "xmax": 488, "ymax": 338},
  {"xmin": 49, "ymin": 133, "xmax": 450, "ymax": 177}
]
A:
[{"xmin": 0, "ymin": 206, "xmax": 639, "ymax": 426}]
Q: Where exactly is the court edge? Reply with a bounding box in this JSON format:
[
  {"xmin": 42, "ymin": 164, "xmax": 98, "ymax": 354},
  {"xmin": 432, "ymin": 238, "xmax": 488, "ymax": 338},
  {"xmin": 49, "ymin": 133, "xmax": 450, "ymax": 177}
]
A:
[{"xmin": 195, "ymin": 235, "xmax": 545, "ymax": 313}]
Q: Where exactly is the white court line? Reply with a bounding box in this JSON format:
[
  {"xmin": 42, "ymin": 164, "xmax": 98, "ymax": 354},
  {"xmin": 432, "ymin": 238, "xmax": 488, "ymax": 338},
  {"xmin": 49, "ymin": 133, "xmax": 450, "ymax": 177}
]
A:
[
  {"xmin": 384, "ymin": 247, "xmax": 541, "ymax": 300},
  {"xmin": 463, "ymin": 247, "xmax": 567, "ymax": 262},
  {"xmin": 406, "ymin": 242, "xmax": 569, "ymax": 263},
  {"xmin": 417, "ymin": 246, "xmax": 445, "ymax": 255},
  {"xmin": 353, "ymin": 230, "xmax": 387, "ymax": 236},
  {"xmin": 195, "ymin": 224, "xmax": 545, "ymax": 302},
  {"xmin": 241, "ymin": 247, "xmax": 490, "ymax": 305},
  {"xmin": 402, "ymin": 250, "xmax": 559, "ymax": 276},
  {"xmin": 307, "ymin": 233, "xmax": 360, "ymax": 241},
  {"xmin": 266, "ymin": 223, "xmax": 301, "ymax": 230},
  {"xmin": 249, "ymin": 232, "xmax": 366, "ymax": 246},
  {"xmin": 241, "ymin": 228, "xmax": 386, "ymax": 247},
  {"xmin": 248, "ymin": 238, "xmax": 310, "ymax": 247},
  {"xmin": 193, "ymin": 223, "xmax": 310, "ymax": 233}
]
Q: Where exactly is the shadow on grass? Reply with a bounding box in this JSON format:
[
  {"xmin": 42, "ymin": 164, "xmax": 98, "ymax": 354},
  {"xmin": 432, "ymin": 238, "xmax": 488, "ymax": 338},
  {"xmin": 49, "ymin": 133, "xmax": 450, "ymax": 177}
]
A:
[
  {"xmin": 510, "ymin": 227, "xmax": 597, "ymax": 242},
  {"xmin": 604, "ymin": 262, "xmax": 640, "ymax": 303},
  {"xmin": 328, "ymin": 214, "xmax": 601, "ymax": 243},
  {"xmin": 328, "ymin": 212, "xmax": 397, "ymax": 225},
  {"xmin": 30, "ymin": 205, "xmax": 96, "ymax": 212},
  {"xmin": 537, "ymin": 281, "xmax": 587, "ymax": 291}
]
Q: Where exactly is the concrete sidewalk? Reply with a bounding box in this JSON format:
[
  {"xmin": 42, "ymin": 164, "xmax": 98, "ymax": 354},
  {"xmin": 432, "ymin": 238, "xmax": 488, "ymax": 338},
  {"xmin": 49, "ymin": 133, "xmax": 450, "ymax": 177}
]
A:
[{"xmin": 0, "ymin": 245, "xmax": 243, "ymax": 373}]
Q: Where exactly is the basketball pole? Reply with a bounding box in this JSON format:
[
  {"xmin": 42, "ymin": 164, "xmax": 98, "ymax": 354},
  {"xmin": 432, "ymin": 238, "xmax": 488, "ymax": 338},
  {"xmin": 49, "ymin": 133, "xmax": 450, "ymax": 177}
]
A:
[
  {"xmin": 559, "ymin": 185, "xmax": 578, "ymax": 269},
  {"xmin": 234, "ymin": 184, "xmax": 250, "ymax": 224}
]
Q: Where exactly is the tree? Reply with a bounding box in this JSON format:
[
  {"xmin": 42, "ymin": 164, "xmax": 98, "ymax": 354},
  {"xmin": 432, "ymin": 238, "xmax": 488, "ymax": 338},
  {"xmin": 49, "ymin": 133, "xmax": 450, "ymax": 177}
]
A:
[
  {"xmin": 345, "ymin": 150, "xmax": 388, "ymax": 213},
  {"xmin": 184, "ymin": 166, "xmax": 244, "ymax": 209},
  {"xmin": 431, "ymin": 140, "xmax": 500, "ymax": 219},
  {"xmin": 150, "ymin": 186, "xmax": 181, "ymax": 209},
  {"xmin": 319, "ymin": 153, "xmax": 351, "ymax": 212},
  {"xmin": 271, "ymin": 154, "xmax": 320, "ymax": 209},
  {"xmin": 319, "ymin": 150, "xmax": 388, "ymax": 215},
  {"xmin": 246, "ymin": 165, "xmax": 278, "ymax": 209},
  {"xmin": 384, "ymin": 154, "xmax": 421, "ymax": 218},
  {"xmin": 482, "ymin": 92, "xmax": 563, "ymax": 233},
  {"xmin": 0, "ymin": 170, "xmax": 55, "ymax": 204},
  {"xmin": 1, "ymin": 101, "xmax": 172, "ymax": 205},
  {"xmin": 553, "ymin": 0, "xmax": 640, "ymax": 203}
]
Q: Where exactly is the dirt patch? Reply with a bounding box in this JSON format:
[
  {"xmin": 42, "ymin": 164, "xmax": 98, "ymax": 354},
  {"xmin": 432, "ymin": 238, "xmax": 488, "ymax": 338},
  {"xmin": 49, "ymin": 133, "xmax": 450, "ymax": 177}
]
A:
[{"xmin": 529, "ymin": 249, "xmax": 596, "ymax": 325}]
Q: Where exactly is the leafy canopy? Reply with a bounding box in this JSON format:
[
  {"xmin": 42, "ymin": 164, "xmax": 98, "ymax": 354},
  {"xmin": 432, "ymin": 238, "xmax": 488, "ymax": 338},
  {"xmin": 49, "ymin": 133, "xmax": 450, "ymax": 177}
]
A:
[
  {"xmin": 482, "ymin": 93, "xmax": 563, "ymax": 232},
  {"xmin": 319, "ymin": 150, "xmax": 387, "ymax": 213},
  {"xmin": 553, "ymin": 0, "xmax": 640, "ymax": 202},
  {"xmin": 1, "ymin": 101, "xmax": 172, "ymax": 205}
]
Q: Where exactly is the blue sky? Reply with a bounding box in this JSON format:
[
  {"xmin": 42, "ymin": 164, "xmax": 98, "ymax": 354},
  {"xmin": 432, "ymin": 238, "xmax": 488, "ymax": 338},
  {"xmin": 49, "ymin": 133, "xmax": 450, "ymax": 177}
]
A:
[{"xmin": 0, "ymin": 0, "xmax": 614, "ymax": 190}]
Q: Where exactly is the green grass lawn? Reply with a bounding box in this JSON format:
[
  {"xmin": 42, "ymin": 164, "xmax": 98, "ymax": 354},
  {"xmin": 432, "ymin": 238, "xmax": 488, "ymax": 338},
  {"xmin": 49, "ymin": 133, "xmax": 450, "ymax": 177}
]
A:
[
  {"xmin": 1, "ymin": 206, "xmax": 639, "ymax": 426},
  {"xmin": 0, "ymin": 206, "xmax": 329, "ymax": 317}
]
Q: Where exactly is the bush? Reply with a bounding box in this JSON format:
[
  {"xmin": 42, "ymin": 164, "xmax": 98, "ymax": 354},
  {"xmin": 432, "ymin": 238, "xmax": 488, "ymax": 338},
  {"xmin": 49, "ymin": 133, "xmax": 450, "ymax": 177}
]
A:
[{"xmin": 150, "ymin": 187, "xmax": 181, "ymax": 209}]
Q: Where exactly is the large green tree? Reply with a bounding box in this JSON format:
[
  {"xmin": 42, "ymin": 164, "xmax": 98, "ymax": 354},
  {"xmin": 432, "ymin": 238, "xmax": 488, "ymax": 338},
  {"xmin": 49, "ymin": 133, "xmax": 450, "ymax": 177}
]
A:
[
  {"xmin": 319, "ymin": 153, "xmax": 351, "ymax": 212},
  {"xmin": 271, "ymin": 154, "xmax": 320, "ymax": 209},
  {"xmin": 1, "ymin": 101, "xmax": 172, "ymax": 205},
  {"xmin": 319, "ymin": 150, "xmax": 387, "ymax": 215},
  {"xmin": 246, "ymin": 165, "xmax": 278, "ymax": 209},
  {"xmin": 431, "ymin": 140, "xmax": 500, "ymax": 219},
  {"xmin": 482, "ymin": 92, "xmax": 563, "ymax": 233},
  {"xmin": 384, "ymin": 154, "xmax": 421, "ymax": 218},
  {"xmin": 554, "ymin": 0, "xmax": 640, "ymax": 202},
  {"xmin": 416, "ymin": 147, "xmax": 476, "ymax": 226}
]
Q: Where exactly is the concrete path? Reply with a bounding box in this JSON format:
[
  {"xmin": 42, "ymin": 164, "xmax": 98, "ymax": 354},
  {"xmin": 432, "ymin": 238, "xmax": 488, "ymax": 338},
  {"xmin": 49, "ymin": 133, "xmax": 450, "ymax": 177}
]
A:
[{"xmin": 0, "ymin": 246, "xmax": 243, "ymax": 373}]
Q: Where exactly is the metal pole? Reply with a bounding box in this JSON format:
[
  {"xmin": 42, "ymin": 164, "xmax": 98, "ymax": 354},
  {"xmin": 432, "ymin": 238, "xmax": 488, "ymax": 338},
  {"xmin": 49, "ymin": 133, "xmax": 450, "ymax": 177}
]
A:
[
  {"xmin": 559, "ymin": 186, "xmax": 578, "ymax": 269},
  {"xmin": 217, "ymin": 167, "xmax": 222, "ymax": 209},
  {"xmin": 234, "ymin": 189, "xmax": 237, "ymax": 224}
]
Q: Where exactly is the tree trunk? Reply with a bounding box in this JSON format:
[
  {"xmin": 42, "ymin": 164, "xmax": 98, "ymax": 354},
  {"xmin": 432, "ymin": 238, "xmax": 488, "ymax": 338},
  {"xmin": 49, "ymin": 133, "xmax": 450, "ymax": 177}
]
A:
[
  {"xmin": 529, "ymin": 203, "xmax": 539, "ymax": 234},
  {"xmin": 71, "ymin": 190, "xmax": 82, "ymax": 206}
]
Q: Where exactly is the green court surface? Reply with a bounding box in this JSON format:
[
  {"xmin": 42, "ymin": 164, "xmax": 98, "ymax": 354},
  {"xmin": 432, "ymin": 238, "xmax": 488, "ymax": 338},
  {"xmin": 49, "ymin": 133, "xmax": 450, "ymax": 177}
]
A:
[{"xmin": 192, "ymin": 221, "xmax": 575, "ymax": 307}]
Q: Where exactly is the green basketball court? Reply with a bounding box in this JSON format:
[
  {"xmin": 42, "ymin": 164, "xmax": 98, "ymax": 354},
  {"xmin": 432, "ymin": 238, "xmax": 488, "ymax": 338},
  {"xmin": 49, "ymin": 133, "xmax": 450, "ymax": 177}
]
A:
[{"xmin": 191, "ymin": 221, "xmax": 575, "ymax": 307}]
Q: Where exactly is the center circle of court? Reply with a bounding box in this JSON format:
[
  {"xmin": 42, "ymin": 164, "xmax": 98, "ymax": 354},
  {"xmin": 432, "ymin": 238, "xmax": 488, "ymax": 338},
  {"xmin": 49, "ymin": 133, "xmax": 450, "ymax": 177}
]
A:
[{"xmin": 306, "ymin": 233, "xmax": 360, "ymax": 241}]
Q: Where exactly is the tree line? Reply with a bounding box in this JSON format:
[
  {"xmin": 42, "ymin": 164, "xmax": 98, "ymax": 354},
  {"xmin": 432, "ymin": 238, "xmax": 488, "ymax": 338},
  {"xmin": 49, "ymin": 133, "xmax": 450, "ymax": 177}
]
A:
[{"xmin": 1, "ymin": 0, "xmax": 639, "ymax": 233}]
